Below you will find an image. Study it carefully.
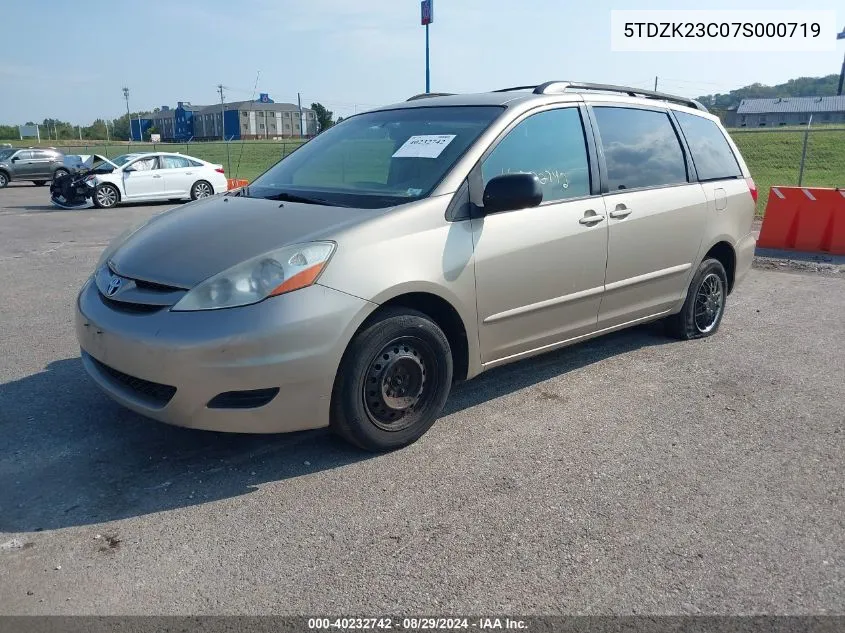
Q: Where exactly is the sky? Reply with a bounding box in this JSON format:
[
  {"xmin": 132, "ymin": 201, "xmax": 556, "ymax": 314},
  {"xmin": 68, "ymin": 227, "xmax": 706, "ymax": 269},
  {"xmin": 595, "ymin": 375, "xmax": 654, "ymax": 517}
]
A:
[{"xmin": 0, "ymin": 0, "xmax": 842, "ymax": 125}]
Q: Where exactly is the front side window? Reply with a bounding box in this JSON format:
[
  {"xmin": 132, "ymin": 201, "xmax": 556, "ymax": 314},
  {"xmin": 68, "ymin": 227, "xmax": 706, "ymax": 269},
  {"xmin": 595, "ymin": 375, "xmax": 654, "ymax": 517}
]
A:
[
  {"xmin": 481, "ymin": 107, "xmax": 591, "ymax": 203},
  {"xmin": 593, "ymin": 107, "xmax": 687, "ymax": 191},
  {"xmin": 674, "ymin": 111, "xmax": 742, "ymax": 181},
  {"xmin": 128, "ymin": 157, "xmax": 158, "ymax": 171},
  {"xmin": 245, "ymin": 106, "xmax": 503, "ymax": 209}
]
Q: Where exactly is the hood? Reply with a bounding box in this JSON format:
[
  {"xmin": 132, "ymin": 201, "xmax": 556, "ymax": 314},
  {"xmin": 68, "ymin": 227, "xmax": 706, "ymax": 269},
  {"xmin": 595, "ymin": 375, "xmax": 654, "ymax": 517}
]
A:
[
  {"xmin": 109, "ymin": 195, "xmax": 388, "ymax": 288},
  {"xmin": 63, "ymin": 154, "xmax": 120, "ymax": 172}
]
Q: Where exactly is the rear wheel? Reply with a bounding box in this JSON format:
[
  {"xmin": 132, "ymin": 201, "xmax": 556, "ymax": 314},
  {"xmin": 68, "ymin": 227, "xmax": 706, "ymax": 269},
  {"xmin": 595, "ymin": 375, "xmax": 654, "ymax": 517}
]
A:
[
  {"xmin": 52, "ymin": 169, "xmax": 69, "ymax": 181},
  {"xmin": 93, "ymin": 183, "xmax": 120, "ymax": 209},
  {"xmin": 665, "ymin": 258, "xmax": 728, "ymax": 340},
  {"xmin": 0, "ymin": 171, "xmax": 8, "ymax": 188},
  {"xmin": 190, "ymin": 180, "xmax": 213, "ymax": 200},
  {"xmin": 331, "ymin": 308, "xmax": 453, "ymax": 451},
  {"xmin": 33, "ymin": 180, "xmax": 47, "ymax": 186}
]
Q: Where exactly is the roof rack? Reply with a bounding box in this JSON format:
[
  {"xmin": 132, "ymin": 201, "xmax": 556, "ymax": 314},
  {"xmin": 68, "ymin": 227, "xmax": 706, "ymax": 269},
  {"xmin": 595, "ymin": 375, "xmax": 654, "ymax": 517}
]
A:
[
  {"xmin": 406, "ymin": 92, "xmax": 456, "ymax": 101},
  {"xmin": 493, "ymin": 81, "xmax": 708, "ymax": 112}
]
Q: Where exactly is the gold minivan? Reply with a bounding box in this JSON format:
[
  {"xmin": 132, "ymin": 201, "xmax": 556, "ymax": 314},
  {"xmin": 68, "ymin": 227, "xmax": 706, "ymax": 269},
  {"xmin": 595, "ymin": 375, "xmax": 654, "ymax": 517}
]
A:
[{"xmin": 76, "ymin": 82, "xmax": 757, "ymax": 450}]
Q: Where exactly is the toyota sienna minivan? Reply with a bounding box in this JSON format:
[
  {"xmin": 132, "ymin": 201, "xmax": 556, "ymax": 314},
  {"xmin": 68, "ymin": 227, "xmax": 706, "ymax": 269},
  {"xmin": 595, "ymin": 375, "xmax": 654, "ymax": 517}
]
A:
[{"xmin": 76, "ymin": 81, "xmax": 757, "ymax": 451}]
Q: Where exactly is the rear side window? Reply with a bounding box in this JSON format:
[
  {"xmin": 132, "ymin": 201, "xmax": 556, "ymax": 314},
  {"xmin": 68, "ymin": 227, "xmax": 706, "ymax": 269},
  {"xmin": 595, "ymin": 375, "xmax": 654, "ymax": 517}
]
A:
[
  {"xmin": 481, "ymin": 107, "xmax": 591, "ymax": 203},
  {"xmin": 674, "ymin": 112, "xmax": 742, "ymax": 181},
  {"xmin": 593, "ymin": 107, "xmax": 687, "ymax": 191}
]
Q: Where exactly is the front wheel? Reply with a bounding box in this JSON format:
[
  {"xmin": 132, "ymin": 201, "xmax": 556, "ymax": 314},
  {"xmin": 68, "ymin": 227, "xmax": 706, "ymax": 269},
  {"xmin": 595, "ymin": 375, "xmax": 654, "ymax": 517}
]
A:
[
  {"xmin": 92, "ymin": 183, "xmax": 120, "ymax": 209},
  {"xmin": 190, "ymin": 180, "xmax": 213, "ymax": 200},
  {"xmin": 330, "ymin": 308, "xmax": 453, "ymax": 451},
  {"xmin": 0, "ymin": 172, "xmax": 8, "ymax": 188},
  {"xmin": 665, "ymin": 258, "xmax": 728, "ymax": 340}
]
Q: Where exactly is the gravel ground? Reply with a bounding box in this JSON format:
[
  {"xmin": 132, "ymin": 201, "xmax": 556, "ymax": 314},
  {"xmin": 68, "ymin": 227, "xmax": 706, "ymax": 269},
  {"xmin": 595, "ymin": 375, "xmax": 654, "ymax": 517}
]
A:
[{"xmin": 1, "ymin": 182, "xmax": 843, "ymax": 615}]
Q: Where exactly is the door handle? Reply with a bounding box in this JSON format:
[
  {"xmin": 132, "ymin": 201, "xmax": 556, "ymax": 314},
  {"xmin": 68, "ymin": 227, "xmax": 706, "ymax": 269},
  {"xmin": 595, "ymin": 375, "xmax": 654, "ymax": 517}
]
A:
[
  {"xmin": 185, "ymin": 172, "xmax": 193, "ymax": 175},
  {"xmin": 152, "ymin": 174, "xmax": 162, "ymax": 178},
  {"xmin": 609, "ymin": 204, "xmax": 631, "ymax": 219},
  {"xmin": 579, "ymin": 213, "xmax": 606, "ymax": 225}
]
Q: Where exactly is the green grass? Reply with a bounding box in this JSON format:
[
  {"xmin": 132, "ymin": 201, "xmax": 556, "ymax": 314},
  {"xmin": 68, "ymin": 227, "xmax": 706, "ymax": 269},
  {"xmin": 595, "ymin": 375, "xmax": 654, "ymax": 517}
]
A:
[
  {"xmin": 729, "ymin": 129, "xmax": 845, "ymax": 214},
  {"xmin": 10, "ymin": 128, "xmax": 845, "ymax": 215}
]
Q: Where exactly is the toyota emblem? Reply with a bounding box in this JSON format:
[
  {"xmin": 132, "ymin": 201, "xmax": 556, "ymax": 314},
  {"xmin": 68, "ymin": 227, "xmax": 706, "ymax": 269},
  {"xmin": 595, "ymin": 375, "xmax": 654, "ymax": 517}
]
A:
[{"xmin": 106, "ymin": 276, "xmax": 123, "ymax": 297}]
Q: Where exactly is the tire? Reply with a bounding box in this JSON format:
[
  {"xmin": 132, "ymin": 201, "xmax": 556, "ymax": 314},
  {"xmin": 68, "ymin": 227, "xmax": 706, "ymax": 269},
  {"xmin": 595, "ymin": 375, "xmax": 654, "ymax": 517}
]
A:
[
  {"xmin": 0, "ymin": 171, "xmax": 8, "ymax": 188},
  {"xmin": 330, "ymin": 308, "xmax": 453, "ymax": 452},
  {"xmin": 52, "ymin": 169, "xmax": 69, "ymax": 181},
  {"xmin": 33, "ymin": 180, "xmax": 47, "ymax": 186},
  {"xmin": 665, "ymin": 258, "xmax": 728, "ymax": 340},
  {"xmin": 190, "ymin": 180, "xmax": 213, "ymax": 200},
  {"xmin": 92, "ymin": 183, "xmax": 120, "ymax": 209}
]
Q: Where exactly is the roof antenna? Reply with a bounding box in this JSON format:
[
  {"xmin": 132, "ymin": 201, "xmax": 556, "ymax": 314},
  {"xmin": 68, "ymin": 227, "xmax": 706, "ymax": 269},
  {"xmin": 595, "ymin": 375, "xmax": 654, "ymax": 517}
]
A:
[{"xmin": 234, "ymin": 70, "xmax": 261, "ymax": 180}]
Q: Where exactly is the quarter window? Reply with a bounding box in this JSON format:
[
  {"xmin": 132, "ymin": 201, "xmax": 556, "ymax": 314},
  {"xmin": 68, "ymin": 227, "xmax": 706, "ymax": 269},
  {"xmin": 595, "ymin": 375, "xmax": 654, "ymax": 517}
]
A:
[
  {"xmin": 481, "ymin": 108, "xmax": 591, "ymax": 203},
  {"xmin": 674, "ymin": 111, "xmax": 742, "ymax": 181},
  {"xmin": 593, "ymin": 107, "xmax": 687, "ymax": 191}
]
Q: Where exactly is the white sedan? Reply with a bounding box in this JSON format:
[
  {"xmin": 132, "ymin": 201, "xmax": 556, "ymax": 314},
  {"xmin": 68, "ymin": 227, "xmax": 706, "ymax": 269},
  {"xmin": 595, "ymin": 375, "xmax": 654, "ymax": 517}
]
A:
[{"xmin": 80, "ymin": 152, "xmax": 228, "ymax": 209}]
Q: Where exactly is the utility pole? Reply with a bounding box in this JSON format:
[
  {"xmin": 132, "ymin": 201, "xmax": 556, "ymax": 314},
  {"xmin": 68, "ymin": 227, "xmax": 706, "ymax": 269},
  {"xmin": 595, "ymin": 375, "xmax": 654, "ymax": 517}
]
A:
[
  {"xmin": 218, "ymin": 83, "xmax": 232, "ymax": 175},
  {"xmin": 122, "ymin": 87, "xmax": 131, "ymax": 142},
  {"xmin": 837, "ymin": 27, "xmax": 845, "ymax": 95},
  {"xmin": 654, "ymin": 76, "xmax": 658, "ymax": 91},
  {"xmin": 297, "ymin": 92, "xmax": 303, "ymax": 138}
]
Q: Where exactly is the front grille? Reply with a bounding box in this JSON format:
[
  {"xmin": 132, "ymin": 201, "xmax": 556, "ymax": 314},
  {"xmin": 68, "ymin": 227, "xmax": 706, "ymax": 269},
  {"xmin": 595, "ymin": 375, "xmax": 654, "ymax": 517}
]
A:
[
  {"xmin": 98, "ymin": 293, "xmax": 165, "ymax": 314},
  {"xmin": 207, "ymin": 388, "xmax": 280, "ymax": 410},
  {"xmin": 89, "ymin": 356, "xmax": 177, "ymax": 407},
  {"xmin": 134, "ymin": 278, "xmax": 186, "ymax": 293}
]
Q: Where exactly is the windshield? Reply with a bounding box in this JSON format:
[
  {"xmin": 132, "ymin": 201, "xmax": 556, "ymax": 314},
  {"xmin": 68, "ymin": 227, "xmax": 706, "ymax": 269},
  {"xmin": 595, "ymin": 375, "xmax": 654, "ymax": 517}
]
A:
[
  {"xmin": 109, "ymin": 154, "xmax": 138, "ymax": 167},
  {"xmin": 244, "ymin": 106, "xmax": 503, "ymax": 209},
  {"xmin": 0, "ymin": 149, "xmax": 15, "ymax": 161}
]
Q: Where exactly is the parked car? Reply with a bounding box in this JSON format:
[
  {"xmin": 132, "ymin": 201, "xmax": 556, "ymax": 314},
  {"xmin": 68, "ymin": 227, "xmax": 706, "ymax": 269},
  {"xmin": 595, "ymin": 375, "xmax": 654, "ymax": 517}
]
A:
[
  {"xmin": 75, "ymin": 81, "xmax": 757, "ymax": 451},
  {"xmin": 0, "ymin": 147, "xmax": 67, "ymax": 188},
  {"xmin": 51, "ymin": 152, "xmax": 228, "ymax": 209}
]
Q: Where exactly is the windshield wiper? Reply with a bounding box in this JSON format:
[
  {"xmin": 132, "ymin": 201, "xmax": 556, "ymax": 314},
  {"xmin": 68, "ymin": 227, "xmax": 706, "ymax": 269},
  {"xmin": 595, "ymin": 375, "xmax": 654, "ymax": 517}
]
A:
[{"xmin": 264, "ymin": 191, "xmax": 348, "ymax": 207}]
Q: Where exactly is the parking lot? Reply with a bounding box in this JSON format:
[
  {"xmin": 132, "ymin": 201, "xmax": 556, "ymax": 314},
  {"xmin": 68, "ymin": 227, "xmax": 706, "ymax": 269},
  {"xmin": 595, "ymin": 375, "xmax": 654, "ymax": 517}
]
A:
[{"xmin": 0, "ymin": 181, "xmax": 842, "ymax": 615}]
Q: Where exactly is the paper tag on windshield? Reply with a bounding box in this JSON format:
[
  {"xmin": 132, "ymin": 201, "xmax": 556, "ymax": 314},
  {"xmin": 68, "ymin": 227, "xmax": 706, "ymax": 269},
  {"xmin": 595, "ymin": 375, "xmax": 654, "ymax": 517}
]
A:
[{"xmin": 392, "ymin": 134, "xmax": 456, "ymax": 159}]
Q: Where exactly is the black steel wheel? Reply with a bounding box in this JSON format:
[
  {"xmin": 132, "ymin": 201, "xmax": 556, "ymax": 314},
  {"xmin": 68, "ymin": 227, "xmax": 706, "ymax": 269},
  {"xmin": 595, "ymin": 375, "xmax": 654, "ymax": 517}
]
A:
[
  {"xmin": 665, "ymin": 258, "xmax": 728, "ymax": 340},
  {"xmin": 331, "ymin": 308, "xmax": 453, "ymax": 451}
]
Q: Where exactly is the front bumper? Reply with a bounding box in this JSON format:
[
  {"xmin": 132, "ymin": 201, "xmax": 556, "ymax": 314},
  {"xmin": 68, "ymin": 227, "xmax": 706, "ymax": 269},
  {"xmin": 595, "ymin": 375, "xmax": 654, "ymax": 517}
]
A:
[{"xmin": 76, "ymin": 278, "xmax": 375, "ymax": 433}]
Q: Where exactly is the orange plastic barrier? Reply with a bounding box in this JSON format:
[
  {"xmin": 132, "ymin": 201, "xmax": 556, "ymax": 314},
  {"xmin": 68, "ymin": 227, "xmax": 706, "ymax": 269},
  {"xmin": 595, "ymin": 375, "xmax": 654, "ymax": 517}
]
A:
[
  {"xmin": 227, "ymin": 178, "xmax": 249, "ymax": 191},
  {"xmin": 757, "ymin": 186, "xmax": 845, "ymax": 255}
]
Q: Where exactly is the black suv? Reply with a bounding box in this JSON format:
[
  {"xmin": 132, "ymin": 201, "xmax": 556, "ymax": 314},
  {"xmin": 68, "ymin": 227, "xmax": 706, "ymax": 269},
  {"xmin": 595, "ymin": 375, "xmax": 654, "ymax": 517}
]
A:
[{"xmin": 0, "ymin": 147, "xmax": 68, "ymax": 188}]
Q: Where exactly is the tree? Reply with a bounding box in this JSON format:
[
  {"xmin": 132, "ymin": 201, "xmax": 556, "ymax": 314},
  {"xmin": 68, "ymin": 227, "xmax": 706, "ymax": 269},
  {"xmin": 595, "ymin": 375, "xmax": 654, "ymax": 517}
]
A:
[
  {"xmin": 311, "ymin": 102, "xmax": 334, "ymax": 133},
  {"xmin": 336, "ymin": 116, "xmax": 344, "ymax": 125}
]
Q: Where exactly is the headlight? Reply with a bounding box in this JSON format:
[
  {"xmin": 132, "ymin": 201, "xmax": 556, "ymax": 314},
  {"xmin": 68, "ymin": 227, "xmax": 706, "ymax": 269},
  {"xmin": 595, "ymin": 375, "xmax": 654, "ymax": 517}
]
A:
[{"xmin": 171, "ymin": 241, "xmax": 335, "ymax": 311}]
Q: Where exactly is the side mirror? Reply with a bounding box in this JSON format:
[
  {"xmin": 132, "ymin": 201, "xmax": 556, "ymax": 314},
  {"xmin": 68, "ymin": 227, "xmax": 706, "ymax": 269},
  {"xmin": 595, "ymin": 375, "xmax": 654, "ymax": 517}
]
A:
[
  {"xmin": 481, "ymin": 173, "xmax": 543, "ymax": 215},
  {"xmin": 123, "ymin": 166, "xmax": 135, "ymax": 173},
  {"xmin": 11, "ymin": 156, "xmax": 19, "ymax": 162}
]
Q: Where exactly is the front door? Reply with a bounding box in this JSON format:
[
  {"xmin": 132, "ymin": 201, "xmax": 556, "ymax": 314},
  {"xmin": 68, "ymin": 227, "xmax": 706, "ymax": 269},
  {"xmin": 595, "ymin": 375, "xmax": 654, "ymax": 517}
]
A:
[
  {"xmin": 122, "ymin": 156, "xmax": 165, "ymax": 199},
  {"xmin": 11, "ymin": 151, "xmax": 37, "ymax": 178},
  {"xmin": 471, "ymin": 106, "xmax": 608, "ymax": 365},
  {"xmin": 590, "ymin": 105, "xmax": 708, "ymax": 328}
]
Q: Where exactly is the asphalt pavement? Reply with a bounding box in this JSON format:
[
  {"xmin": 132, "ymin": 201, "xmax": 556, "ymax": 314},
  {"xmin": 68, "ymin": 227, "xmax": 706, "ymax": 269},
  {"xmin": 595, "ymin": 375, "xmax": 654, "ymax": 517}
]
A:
[{"xmin": 0, "ymin": 182, "xmax": 843, "ymax": 615}]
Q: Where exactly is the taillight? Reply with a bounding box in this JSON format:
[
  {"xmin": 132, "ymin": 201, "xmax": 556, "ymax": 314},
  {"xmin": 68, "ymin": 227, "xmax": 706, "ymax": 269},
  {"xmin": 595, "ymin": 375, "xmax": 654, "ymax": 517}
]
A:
[
  {"xmin": 746, "ymin": 177, "xmax": 758, "ymax": 203},
  {"xmin": 215, "ymin": 168, "xmax": 225, "ymax": 174}
]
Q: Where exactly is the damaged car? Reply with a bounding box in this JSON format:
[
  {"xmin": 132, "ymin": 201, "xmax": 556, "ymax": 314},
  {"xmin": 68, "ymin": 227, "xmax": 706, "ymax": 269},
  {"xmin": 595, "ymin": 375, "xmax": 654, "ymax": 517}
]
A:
[{"xmin": 51, "ymin": 152, "xmax": 228, "ymax": 209}]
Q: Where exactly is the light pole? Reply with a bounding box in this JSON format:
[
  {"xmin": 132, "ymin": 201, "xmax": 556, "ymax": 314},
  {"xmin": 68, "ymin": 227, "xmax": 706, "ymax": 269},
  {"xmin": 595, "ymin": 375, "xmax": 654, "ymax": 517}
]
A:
[
  {"xmin": 421, "ymin": 0, "xmax": 433, "ymax": 93},
  {"xmin": 123, "ymin": 87, "xmax": 131, "ymax": 141},
  {"xmin": 837, "ymin": 27, "xmax": 845, "ymax": 96}
]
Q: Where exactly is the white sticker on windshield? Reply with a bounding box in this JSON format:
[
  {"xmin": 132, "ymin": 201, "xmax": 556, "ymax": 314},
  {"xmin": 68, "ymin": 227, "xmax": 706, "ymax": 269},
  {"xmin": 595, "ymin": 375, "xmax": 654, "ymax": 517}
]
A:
[{"xmin": 392, "ymin": 134, "xmax": 457, "ymax": 159}]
